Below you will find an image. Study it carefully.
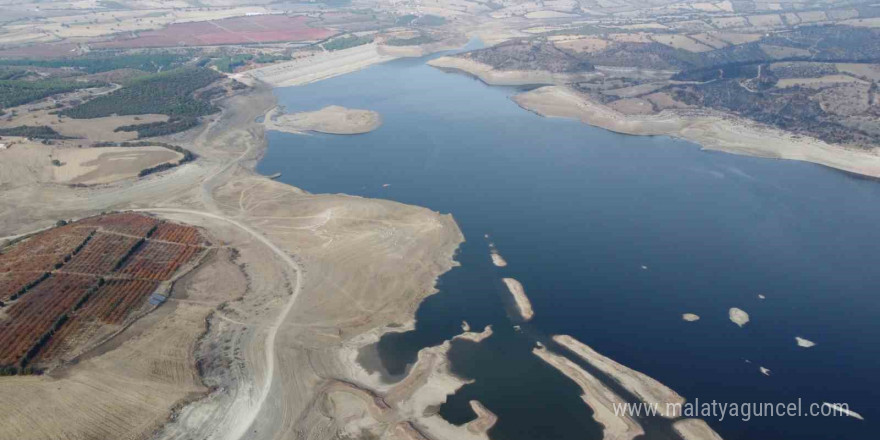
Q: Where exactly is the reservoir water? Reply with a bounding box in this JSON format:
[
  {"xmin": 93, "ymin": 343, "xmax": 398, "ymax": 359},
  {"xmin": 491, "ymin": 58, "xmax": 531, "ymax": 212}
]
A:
[{"xmin": 257, "ymin": 48, "xmax": 879, "ymax": 440}]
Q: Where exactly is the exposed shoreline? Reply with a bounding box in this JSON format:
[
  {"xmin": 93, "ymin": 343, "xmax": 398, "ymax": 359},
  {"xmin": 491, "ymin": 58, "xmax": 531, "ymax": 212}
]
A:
[
  {"xmin": 454, "ymin": 325, "xmax": 494, "ymax": 343},
  {"xmin": 513, "ymin": 85, "xmax": 880, "ymax": 179},
  {"xmin": 428, "ymin": 56, "xmax": 600, "ymax": 86},
  {"xmin": 553, "ymin": 335, "xmax": 686, "ymax": 418},
  {"xmin": 674, "ymin": 418, "xmax": 725, "ymax": 440},
  {"xmin": 533, "ymin": 346, "xmax": 645, "ymax": 440},
  {"xmin": 465, "ymin": 400, "xmax": 498, "ymax": 435},
  {"xmin": 340, "ymin": 324, "xmax": 496, "ymax": 440}
]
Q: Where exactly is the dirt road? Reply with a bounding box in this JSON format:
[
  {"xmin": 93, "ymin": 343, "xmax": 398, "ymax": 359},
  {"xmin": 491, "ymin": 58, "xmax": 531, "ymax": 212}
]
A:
[{"xmin": 133, "ymin": 206, "xmax": 303, "ymax": 440}]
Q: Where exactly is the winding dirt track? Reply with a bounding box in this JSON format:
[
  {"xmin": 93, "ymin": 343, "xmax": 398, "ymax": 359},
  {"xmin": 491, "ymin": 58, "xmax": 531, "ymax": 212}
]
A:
[
  {"xmin": 0, "ymin": 226, "xmax": 55, "ymax": 242},
  {"xmin": 133, "ymin": 207, "xmax": 303, "ymax": 440}
]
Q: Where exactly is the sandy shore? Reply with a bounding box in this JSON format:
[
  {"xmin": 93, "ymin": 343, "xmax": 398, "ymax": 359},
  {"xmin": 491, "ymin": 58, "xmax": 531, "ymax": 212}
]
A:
[
  {"xmin": 454, "ymin": 325, "xmax": 494, "ymax": 343},
  {"xmin": 337, "ymin": 326, "xmax": 495, "ymax": 440},
  {"xmin": 533, "ymin": 346, "xmax": 644, "ymax": 440},
  {"xmin": 729, "ymin": 308, "xmax": 750, "ymax": 327},
  {"xmin": 465, "ymin": 400, "xmax": 498, "ymax": 435},
  {"xmin": 502, "ymin": 277, "xmax": 534, "ymax": 321},
  {"xmin": 673, "ymin": 418, "xmax": 724, "ymax": 440},
  {"xmin": 265, "ymin": 105, "xmax": 382, "ymax": 135},
  {"xmin": 513, "ymin": 86, "xmax": 880, "ymax": 179},
  {"xmin": 428, "ymin": 56, "xmax": 599, "ymax": 86},
  {"xmin": 553, "ymin": 335, "xmax": 685, "ymax": 418}
]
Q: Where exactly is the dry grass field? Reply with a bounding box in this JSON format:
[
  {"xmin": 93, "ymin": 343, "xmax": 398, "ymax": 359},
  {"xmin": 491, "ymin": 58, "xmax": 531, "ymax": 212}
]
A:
[{"xmin": 53, "ymin": 147, "xmax": 184, "ymax": 185}]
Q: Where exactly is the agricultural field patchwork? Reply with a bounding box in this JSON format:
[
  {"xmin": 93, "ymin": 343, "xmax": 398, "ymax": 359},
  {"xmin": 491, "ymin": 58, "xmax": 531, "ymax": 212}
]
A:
[
  {"xmin": 0, "ymin": 212, "xmax": 206, "ymax": 374},
  {"xmin": 94, "ymin": 15, "xmax": 334, "ymax": 49}
]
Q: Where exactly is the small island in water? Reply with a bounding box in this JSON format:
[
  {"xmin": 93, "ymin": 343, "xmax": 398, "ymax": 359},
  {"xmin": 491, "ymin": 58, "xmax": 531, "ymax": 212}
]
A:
[{"xmin": 265, "ymin": 105, "xmax": 382, "ymax": 135}]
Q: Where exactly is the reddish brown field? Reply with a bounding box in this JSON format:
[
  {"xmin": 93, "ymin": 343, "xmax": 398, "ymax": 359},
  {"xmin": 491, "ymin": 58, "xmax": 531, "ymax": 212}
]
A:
[
  {"xmin": 150, "ymin": 222, "xmax": 206, "ymax": 246},
  {"xmin": 35, "ymin": 279, "xmax": 159, "ymax": 362},
  {"xmin": 118, "ymin": 241, "xmax": 202, "ymax": 281},
  {"xmin": 0, "ymin": 213, "xmax": 205, "ymax": 372},
  {"xmin": 79, "ymin": 212, "xmax": 160, "ymax": 237},
  {"xmin": 95, "ymin": 15, "xmax": 333, "ymax": 49},
  {"xmin": 0, "ymin": 274, "xmax": 97, "ymax": 366},
  {"xmin": 0, "ymin": 224, "xmax": 94, "ymax": 302},
  {"xmin": 62, "ymin": 233, "xmax": 140, "ymax": 275}
]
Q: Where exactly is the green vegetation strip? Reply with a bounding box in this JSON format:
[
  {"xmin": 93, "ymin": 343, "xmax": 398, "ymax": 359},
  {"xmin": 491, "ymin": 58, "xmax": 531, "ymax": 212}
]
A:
[
  {"xmin": 324, "ymin": 35, "xmax": 373, "ymax": 51},
  {"xmin": 0, "ymin": 52, "xmax": 191, "ymax": 74},
  {"xmin": 61, "ymin": 68, "xmax": 223, "ymax": 119},
  {"xmin": 0, "ymin": 78, "xmax": 104, "ymax": 110},
  {"xmin": 0, "ymin": 125, "xmax": 71, "ymax": 139},
  {"xmin": 385, "ymin": 35, "xmax": 436, "ymax": 46}
]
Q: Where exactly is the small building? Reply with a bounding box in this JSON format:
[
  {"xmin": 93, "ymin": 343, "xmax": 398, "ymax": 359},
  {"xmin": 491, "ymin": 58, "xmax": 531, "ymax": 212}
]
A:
[{"xmin": 148, "ymin": 293, "xmax": 167, "ymax": 306}]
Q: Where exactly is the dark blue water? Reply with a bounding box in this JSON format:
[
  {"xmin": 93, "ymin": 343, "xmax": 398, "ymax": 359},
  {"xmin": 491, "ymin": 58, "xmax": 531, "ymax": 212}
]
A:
[{"xmin": 257, "ymin": 50, "xmax": 879, "ymax": 440}]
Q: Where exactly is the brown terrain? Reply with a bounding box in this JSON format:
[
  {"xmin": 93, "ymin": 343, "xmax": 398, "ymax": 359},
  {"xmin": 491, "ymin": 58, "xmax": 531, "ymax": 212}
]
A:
[{"xmin": 0, "ymin": 1, "xmax": 878, "ymax": 440}]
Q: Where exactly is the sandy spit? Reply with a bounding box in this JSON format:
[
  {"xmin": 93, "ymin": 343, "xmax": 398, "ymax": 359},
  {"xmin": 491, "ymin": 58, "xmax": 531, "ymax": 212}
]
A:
[
  {"xmin": 502, "ymin": 278, "xmax": 534, "ymax": 321},
  {"xmin": 533, "ymin": 346, "xmax": 645, "ymax": 440},
  {"xmin": 265, "ymin": 105, "xmax": 382, "ymax": 135},
  {"xmin": 729, "ymin": 308, "xmax": 750, "ymax": 327},
  {"xmin": 428, "ymin": 56, "xmax": 599, "ymax": 86},
  {"xmin": 490, "ymin": 250, "xmax": 508, "ymax": 267},
  {"xmin": 512, "ymin": 86, "xmax": 880, "ymax": 179},
  {"xmin": 465, "ymin": 400, "xmax": 498, "ymax": 435},
  {"xmin": 454, "ymin": 325, "xmax": 494, "ymax": 343},
  {"xmin": 553, "ymin": 335, "xmax": 685, "ymax": 418},
  {"xmin": 673, "ymin": 418, "xmax": 724, "ymax": 440},
  {"xmin": 822, "ymin": 402, "xmax": 864, "ymax": 420}
]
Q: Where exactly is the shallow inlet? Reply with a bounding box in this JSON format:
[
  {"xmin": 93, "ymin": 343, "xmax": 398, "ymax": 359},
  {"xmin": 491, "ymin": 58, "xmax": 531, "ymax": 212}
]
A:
[{"xmin": 259, "ymin": 48, "xmax": 880, "ymax": 440}]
